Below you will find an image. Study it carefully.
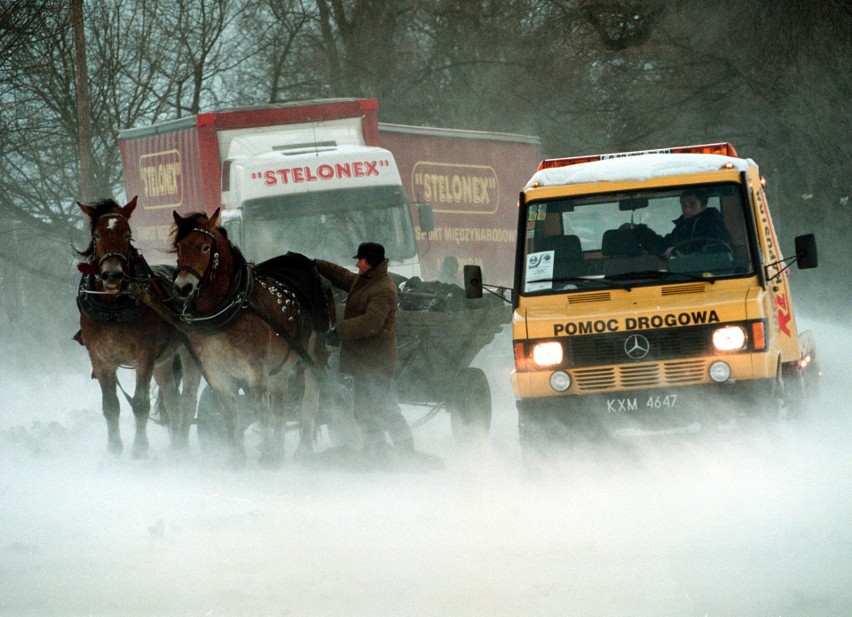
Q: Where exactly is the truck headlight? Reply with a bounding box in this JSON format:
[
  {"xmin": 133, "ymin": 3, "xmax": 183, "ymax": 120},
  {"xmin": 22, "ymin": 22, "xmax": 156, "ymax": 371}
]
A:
[
  {"xmin": 712, "ymin": 325, "xmax": 746, "ymax": 351},
  {"xmin": 531, "ymin": 341, "xmax": 563, "ymax": 367}
]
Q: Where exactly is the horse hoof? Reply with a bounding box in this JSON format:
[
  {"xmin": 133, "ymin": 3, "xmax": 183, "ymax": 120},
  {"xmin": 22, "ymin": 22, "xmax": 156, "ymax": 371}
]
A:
[
  {"xmin": 293, "ymin": 445, "xmax": 315, "ymax": 466},
  {"xmin": 259, "ymin": 454, "xmax": 284, "ymax": 470},
  {"xmin": 228, "ymin": 450, "xmax": 247, "ymax": 469}
]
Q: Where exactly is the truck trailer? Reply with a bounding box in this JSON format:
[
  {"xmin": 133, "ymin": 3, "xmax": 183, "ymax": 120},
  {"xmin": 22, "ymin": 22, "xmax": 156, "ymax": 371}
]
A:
[{"xmin": 118, "ymin": 98, "xmax": 540, "ymax": 288}]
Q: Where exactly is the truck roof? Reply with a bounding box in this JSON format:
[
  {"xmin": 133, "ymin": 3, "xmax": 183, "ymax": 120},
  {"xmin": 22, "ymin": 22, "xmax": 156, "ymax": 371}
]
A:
[
  {"xmin": 379, "ymin": 122, "xmax": 541, "ymax": 146},
  {"xmin": 118, "ymin": 98, "xmax": 378, "ymax": 140},
  {"xmin": 526, "ymin": 152, "xmax": 751, "ymax": 189}
]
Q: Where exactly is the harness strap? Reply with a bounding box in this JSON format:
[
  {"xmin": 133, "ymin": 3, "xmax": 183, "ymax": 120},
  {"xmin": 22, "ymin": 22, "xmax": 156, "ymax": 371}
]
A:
[
  {"xmin": 131, "ymin": 269, "xmax": 322, "ymax": 377},
  {"xmin": 245, "ymin": 295, "xmax": 317, "ymax": 371}
]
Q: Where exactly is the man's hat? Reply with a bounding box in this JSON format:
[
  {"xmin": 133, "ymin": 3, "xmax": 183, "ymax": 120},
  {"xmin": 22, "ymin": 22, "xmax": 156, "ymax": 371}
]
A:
[{"xmin": 353, "ymin": 242, "xmax": 385, "ymax": 266}]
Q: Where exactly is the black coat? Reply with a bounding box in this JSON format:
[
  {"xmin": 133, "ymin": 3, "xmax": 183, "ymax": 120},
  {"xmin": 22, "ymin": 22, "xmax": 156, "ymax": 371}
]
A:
[
  {"xmin": 315, "ymin": 259, "xmax": 398, "ymax": 380},
  {"xmin": 636, "ymin": 207, "xmax": 732, "ymax": 256}
]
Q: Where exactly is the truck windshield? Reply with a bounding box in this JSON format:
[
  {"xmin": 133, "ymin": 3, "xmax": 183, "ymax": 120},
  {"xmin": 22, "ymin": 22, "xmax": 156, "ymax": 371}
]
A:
[
  {"xmin": 521, "ymin": 183, "xmax": 754, "ymax": 294},
  {"xmin": 241, "ymin": 186, "xmax": 417, "ymax": 264}
]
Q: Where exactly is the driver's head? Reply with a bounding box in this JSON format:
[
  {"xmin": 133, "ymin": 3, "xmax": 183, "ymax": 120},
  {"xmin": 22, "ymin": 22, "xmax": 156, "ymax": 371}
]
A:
[{"xmin": 680, "ymin": 189, "xmax": 708, "ymax": 220}]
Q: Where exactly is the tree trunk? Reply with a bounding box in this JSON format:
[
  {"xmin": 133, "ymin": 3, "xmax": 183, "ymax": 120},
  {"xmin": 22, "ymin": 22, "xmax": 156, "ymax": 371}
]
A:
[{"xmin": 71, "ymin": 0, "xmax": 95, "ymax": 203}]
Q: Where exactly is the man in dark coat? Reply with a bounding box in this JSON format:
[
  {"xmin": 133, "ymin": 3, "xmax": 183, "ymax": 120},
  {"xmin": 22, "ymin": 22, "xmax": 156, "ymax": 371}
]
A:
[
  {"xmin": 315, "ymin": 242, "xmax": 415, "ymax": 457},
  {"xmin": 634, "ymin": 188, "xmax": 733, "ymax": 257}
]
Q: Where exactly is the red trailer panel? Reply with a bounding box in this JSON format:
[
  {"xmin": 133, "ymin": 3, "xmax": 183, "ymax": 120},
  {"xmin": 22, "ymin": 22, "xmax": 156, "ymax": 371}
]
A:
[
  {"xmin": 119, "ymin": 118, "xmax": 212, "ymax": 262},
  {"xmin": 380, "ymin": 124, "xmax": 540, "ymax": 287}
]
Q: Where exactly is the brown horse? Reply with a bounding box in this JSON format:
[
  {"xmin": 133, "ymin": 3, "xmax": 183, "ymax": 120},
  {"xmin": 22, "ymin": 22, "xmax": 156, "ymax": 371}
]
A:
[
  {"xmin": 76, "ymin": 197, "xmax": 201, "ymax": 456},
  {"xmin": 170, "ymin": 208, "xmax": 332, "ymax": 466}
]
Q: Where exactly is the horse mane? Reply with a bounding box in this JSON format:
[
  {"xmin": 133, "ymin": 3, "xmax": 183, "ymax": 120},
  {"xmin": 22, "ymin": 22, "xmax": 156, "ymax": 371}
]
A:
[
  {"xmin": 170, "ymin": 211, "xmax": 227, "ymax": 252},
  {"xmin": 76, "ymin": 197, "xmax": 123, "ymax": 257}
]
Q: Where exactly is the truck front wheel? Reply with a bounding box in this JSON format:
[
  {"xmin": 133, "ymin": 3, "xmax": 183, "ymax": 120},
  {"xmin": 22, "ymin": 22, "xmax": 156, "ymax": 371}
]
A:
[
  {"xmin": 780, "ymin": 363, "xmax": 809, "ymax": 418},
  {"xmin": 517, "ymin": 398, "xmax": 606, "ymax": 470}
]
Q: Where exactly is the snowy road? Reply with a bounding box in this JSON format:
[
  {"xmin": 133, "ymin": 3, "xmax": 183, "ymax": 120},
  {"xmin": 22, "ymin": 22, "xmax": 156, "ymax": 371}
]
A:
[{"xmin": 1, "ymin": 318, "xmax": 850, "ymax": 616}]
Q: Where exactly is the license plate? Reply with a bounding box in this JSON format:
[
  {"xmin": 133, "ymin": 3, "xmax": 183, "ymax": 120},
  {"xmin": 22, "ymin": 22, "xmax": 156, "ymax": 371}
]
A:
[{"xmin": 606, "ymin": 394, "xmax": 679, "ymax": 413}]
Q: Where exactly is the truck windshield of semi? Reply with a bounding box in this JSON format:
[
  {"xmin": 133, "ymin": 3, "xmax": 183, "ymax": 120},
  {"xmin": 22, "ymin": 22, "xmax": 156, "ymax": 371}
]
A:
[{"xmin": 238, "ymin": 185, "xmax": 417, "ymax": 265}]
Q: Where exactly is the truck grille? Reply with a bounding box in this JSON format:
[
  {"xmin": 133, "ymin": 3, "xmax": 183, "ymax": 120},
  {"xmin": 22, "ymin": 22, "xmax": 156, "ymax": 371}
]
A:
[
  {"xmin": 567, "ymin": 326, "xmax": 709, "ymax": 367},
  {"xmin": 574, "ymin": 359, "xmax": 706, "ymax": 392}
]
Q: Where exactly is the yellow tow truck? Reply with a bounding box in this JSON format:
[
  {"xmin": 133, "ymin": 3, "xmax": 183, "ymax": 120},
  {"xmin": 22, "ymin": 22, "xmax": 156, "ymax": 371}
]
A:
[{"xmin": 465, "ymin": 143, "xmax": 819, "ymax": 453}]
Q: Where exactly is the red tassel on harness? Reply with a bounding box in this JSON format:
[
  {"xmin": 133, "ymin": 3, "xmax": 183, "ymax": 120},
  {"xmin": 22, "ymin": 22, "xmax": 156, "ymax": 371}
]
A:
[{"xmin": 77, "ymin": 260, "xmax": 97, "ymax": 275}]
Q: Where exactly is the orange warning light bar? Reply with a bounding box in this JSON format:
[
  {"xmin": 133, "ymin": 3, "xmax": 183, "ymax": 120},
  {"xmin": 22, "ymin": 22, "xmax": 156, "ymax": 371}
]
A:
[{"xmin": 537, "ymin": 142, "xmax": 739, "ymax": 171}]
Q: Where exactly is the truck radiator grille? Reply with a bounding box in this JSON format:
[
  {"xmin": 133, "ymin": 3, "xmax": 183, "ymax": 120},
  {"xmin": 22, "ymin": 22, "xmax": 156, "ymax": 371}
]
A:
[
  {"xmin": 574, "ymin": 359, "xmax": 707, "ymax": 392},
  {"xmin": 567, "ymin": 326, "xmax": 709, "ymax": 367},
  {"xmin": 664, "ymin": 359, "xmax": 706, "ymax": 383}
]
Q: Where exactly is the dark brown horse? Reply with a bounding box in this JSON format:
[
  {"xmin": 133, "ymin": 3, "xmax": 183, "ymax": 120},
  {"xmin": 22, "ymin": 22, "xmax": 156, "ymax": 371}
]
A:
[
  {"xmin": 170, "ymin": 208, "xmax": 332, "ymax": 466},
  {"xmin": 76, "ymin": 197, "xmax": 201, "ymax": 456}
]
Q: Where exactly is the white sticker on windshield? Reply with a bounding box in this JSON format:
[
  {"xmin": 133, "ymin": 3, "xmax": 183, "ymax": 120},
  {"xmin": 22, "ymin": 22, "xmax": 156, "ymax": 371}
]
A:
[{"xmin": 525, "ymin": 251, "xmax": 555, "ymax": 292}]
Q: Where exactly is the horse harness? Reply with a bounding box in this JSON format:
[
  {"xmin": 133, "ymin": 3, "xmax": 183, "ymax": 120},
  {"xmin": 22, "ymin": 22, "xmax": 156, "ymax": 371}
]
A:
[
  {"xmin": 174, "ymin": 228, "xmax": 317, "ymax": 368},
  {"xmin": 77, "ymin": 247, "xmax": 158, "ymax": 325}
]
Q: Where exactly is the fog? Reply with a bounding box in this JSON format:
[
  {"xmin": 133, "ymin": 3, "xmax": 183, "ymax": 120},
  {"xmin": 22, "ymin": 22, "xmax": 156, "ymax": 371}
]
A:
[{"xmin": 1, "ymin": 315, "xmax": 850, "ymax": 617}]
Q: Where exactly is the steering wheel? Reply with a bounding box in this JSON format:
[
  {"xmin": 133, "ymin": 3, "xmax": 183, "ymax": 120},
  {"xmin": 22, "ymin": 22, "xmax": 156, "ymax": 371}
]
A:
[{"xmin": 669, "ymin": 237, "xmax": 735, "ymax": 258}]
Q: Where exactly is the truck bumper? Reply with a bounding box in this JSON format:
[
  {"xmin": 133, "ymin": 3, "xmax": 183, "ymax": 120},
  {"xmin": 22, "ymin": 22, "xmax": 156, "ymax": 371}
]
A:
[{"xmin": 515, "ymin": 379, "xmax": 778, "ymax": 437}]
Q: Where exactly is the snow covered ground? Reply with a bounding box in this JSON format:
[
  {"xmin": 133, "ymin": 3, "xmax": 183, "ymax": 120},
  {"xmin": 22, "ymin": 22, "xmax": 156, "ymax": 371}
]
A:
[{"xmin": 1, "ymin": 316, "xmax": 850, "ymax": 616}]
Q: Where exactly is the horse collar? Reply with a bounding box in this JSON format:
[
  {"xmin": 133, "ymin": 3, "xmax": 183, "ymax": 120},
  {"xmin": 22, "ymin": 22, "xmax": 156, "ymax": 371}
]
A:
[{"xmin": 178, "ymin": 246, "xmax": 253, "ymax": 332}]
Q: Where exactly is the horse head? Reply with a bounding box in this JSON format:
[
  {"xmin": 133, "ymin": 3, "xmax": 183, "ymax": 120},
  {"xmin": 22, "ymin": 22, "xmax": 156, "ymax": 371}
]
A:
[
  {"xmin": 78, "ymin": 197, "xmax": 138, "ymax": 294},
  {"xmin": 172, "ymin": 208, "xmax": 227, "ymax": 302}
]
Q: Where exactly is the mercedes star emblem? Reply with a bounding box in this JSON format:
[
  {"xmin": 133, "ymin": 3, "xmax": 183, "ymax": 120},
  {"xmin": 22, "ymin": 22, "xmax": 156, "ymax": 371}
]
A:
[{"xmin": 624, "ymin": 333, "xmax": 651, "ymax": 359}]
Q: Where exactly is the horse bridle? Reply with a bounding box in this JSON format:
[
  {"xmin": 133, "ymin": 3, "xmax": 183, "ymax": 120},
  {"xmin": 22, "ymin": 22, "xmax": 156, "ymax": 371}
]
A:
[
  {"xmin": 92, "ymin": 212, "xmax": 131, "ymax": 264},
  {"xmin": 174, "ymin": 227, "xmax": 221, "ymax": 290},
  {"xmin": 87, "ymin": 212, "xmax": 134, "ymax": 292}
]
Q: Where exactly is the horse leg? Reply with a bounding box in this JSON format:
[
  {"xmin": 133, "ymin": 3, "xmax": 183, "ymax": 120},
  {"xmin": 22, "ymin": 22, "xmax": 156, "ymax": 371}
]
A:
[
  {"xmin": 254, "ymin": 370, "xmax": 286, "ymax": 468},
  {"xmin": 130, "ymin": 366, "xmax": 154, "ymax": 458},
  {"xmin": 95, "ymin": 370, "xmax": 123, "ymax": 456},
  {"xmin": 295, "ymin": 363, "xmax": 320, "ymax": 463},
  {"xmin": 212, "ymin": 386, "xmax": 246, "ymax": 467},
  {"xmin": 177, "ymin": 349, "xmax": 202, "ymax": 448},
  {"xmin": 256, "ymin": 389, "xmax": 282, "ymax": 468},
  {"xmin": 153, "ymin": 358, "xmax": 184, "ymax": 449}
]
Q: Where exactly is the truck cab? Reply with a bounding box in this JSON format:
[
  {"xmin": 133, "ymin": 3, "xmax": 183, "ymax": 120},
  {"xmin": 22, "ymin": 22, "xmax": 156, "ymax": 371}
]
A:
[
  {"xmin": 222, "ymin": 141, "xmax": 420, "ymax": 278},
  {"xmin": 476, "ymin": 143, "xmax": 818, "ymax": 453}
]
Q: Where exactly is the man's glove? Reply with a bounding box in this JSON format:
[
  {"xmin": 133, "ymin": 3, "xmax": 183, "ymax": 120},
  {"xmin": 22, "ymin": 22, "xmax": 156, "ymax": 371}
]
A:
[{"xmin": 326, "ymin": 327, "xmax": 340, "ymax": 347}]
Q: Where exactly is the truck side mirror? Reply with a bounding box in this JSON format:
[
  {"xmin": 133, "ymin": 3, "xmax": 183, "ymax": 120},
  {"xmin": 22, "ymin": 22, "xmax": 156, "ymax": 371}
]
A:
[
  {"xmin": 418, "ymin": 203, "xmax": 435, "ymax": 233},
  {"xmin": 464, "ymin": 265, "xmax": 483, "ymax": 299},
  {"xmin": 795, "ymin": 233, "xmax": 818, "ymax": 269}
]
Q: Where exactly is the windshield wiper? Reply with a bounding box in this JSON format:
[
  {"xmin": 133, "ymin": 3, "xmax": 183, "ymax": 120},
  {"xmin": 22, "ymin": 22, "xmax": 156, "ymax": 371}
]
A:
[
  {"xmin": 528, "ymin": 276, "xmax": 630, "ymax": 289},
  {"xmin": 605, "ymin": 270, "xmax": 716, "ymax": 284}
]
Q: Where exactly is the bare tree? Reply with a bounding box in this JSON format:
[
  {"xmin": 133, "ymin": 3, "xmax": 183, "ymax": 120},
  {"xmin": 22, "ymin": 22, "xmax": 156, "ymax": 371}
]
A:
[{"xmin": 0, "ymin": 0, "xmax": 847, "ymax": 325}]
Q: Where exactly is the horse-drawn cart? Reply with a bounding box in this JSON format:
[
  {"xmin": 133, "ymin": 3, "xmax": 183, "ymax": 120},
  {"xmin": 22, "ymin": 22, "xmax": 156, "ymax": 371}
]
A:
[
  {"xmin": 394, "ymin": 298, "xmax": 508, "ymax": 442},
  {"xmin": 186, "ymin": 279, "xmax": 509, "ymax": 449}
]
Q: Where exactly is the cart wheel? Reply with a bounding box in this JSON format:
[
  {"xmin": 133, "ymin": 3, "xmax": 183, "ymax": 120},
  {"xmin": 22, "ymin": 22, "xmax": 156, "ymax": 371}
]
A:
[{"xmin": 450, "ymin": 367, "xmax": 492, "ymax": 444}]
